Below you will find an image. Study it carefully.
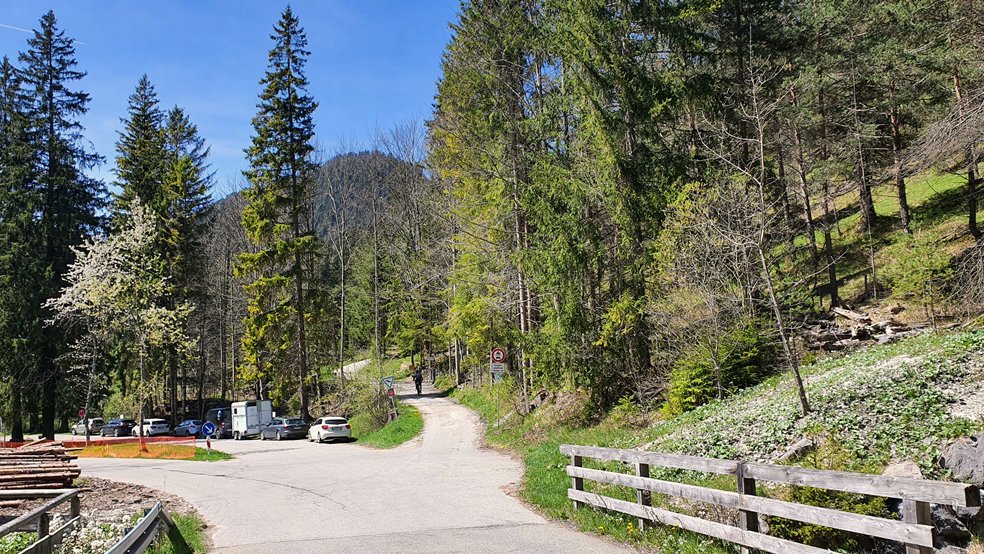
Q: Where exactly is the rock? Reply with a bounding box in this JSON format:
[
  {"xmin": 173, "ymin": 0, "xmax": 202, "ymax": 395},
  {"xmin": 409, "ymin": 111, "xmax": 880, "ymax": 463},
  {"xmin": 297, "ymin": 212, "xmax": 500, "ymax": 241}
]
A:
[
  {"xmin": 777, "ymin": 437, "xmax": 815, "ymax": 462},
  {"xmin": 940, "ymin": 433, "xmax": 984, "ymax": 485},
  {"xmin": 890, "ymin": 305, "xmax": 905, "ymax": 315},
  {"xmin": 933, "ymin": 505, "xmax": 972, "ymax": 544},
  {"xmin": 882, "ymin": 461, "xmax": 923, "ymax": 479},
  {"xmin": 935, "ymin": 546, "xmax": 968, "ymax": 554}
]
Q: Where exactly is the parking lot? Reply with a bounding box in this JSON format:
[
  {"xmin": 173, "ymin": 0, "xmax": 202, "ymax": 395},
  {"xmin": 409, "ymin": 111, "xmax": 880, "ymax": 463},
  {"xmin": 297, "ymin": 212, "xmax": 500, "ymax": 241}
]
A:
[{"xmin": 76, "ymin": 382, "xmax": 629, "ymax": 553}]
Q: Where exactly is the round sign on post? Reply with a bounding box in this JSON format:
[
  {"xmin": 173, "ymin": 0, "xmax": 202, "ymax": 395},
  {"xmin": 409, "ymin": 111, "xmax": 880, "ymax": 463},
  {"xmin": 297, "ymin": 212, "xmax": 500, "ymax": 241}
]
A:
[
  {"xmin": 491, "ymin": 347, "xmax": 506, "ymax": 363},
  {"xmin": 78, "ymin": 408, "xmax": 86, "ymax": 419},
  {"xmin": 202, "ymin": 421, "xmax": 217, "ymax": 437}
]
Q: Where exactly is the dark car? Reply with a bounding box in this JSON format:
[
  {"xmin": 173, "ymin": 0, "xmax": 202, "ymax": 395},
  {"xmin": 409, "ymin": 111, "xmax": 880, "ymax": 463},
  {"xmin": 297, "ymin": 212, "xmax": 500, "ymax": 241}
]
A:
[
  {"xmin": 204, "ymin": 408, "xmax": 232, "ymax": 439},
  {"xmin": 260, "ymin": 417, "xmax": 308, "ymax": 440},
  {"xmin": 101, "ymin": 418, "xmax": 137, "ymax": 437},
  {"xmin": 173, "ymin": 419, "xmax": 204, "ymax": 437}
]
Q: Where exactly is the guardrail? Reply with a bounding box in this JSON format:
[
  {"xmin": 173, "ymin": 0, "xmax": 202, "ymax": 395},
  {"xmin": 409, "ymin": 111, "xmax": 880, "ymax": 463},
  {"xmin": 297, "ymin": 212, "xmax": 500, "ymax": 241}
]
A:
[
  {"xmin": 561, "ymin": 444, "xmax": 982, "ymax": 554},
  {"xmin": 0, "ymin": 488, "xmax": 81, "ymax": 554},
  {"xmin": 107, "ymin": 501, "xmax": 191, "ymax": 554}
]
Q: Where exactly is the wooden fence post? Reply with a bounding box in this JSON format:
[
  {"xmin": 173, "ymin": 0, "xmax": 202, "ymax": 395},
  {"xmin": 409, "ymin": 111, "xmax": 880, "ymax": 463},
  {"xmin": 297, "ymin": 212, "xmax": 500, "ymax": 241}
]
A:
[
  {"xmin": 37, "ymin": 513, "xmax": 50, "ymax": 554},
  {"xmin": 70, "ymin": 495, "xmax": 80, "ymax": 518},
  {"xmin": 902, "ymin": 500, "xmax": 933, "ymax": 554},
  {"xmin": 737, "ymin": 462, "xmax": 759, "ymax": 554},
  {"xmin": 571, "ymin": 455, "xmax": 584, "ymax": 510},
  {"xmin": 636, "ymin": 462, "xmax": 651, "ymax": 531}
]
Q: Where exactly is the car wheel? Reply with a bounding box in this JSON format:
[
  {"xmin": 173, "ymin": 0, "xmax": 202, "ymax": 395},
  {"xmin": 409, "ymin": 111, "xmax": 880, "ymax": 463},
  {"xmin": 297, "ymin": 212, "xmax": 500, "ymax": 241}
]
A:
[{"xmin": 276, "ymin": 431, "xmax": 282, "ymax": 441}]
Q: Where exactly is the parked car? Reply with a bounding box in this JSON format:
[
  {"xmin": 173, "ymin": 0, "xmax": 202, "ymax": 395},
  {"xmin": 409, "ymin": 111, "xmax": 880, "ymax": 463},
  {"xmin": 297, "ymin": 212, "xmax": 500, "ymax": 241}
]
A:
[
  {"xmin": 260, "ymin": 418, "xmax": 308, "ymax": 440},
  {"xmin": 71, "ymin": 418, "xmax": 104, "ymax": 435},
  {"xmin": 132, "ymin": 418, "xmax": 170, "ymax": 437},
  {"xmin": 101, "ymin": 419, "xmax": 137, "ymax": 437},
  {"xmin": 308, "ymin": 416, "xmax": 351, "ymax": 443},
  {"xmin": 204, "ymin": 407, "xmax": 232, "ymax": 439},
  {"xmin": 173, "ymin": 419, "xmax": 204, "ymax": 437}
]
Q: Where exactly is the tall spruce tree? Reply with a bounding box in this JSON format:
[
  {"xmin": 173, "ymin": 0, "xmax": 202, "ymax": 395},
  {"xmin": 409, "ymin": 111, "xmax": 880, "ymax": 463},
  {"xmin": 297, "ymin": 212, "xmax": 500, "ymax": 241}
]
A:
[
  {"xmin": 114, "ymin": 75, "xmax": 165, "ymax": 219},
  {"xmin": 18, "ymin": 11, "xmax": 104, "ymax": 438},
  {"xmin": 238, "ymin": 7, "xmax": 319, "ymax": 419},
  {"xmin": 0, "ymin": 56, "xmax": 40, "ymax": 442}
]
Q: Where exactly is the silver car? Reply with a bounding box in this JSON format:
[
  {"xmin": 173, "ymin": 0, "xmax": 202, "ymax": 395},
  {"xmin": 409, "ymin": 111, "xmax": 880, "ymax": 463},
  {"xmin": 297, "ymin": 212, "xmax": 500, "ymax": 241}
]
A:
[
  {"xmin": 71, "ymin": 418, "xmax": 104, "ymax": 435},
  {"xmin": 308, "ymin": 417, "xmax": 351, "ymax": 443}
]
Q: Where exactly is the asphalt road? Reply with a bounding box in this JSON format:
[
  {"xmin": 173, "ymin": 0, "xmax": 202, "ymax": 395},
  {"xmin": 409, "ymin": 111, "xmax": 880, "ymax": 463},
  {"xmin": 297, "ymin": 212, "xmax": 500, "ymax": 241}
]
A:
[{"xmin": 77, "ymin": 381, "xmax": 631, "ymax": 553}]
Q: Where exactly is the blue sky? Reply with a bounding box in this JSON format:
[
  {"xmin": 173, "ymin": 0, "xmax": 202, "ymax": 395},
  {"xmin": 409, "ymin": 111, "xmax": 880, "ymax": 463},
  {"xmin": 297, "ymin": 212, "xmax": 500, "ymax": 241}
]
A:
[{"xmin": 0, "ymin": 1, "xmax": 459, "ymax": 197}]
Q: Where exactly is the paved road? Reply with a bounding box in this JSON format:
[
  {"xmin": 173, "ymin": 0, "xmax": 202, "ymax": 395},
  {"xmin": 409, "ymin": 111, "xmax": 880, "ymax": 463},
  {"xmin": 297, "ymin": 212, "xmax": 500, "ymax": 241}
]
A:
[{"xmin": 77, "ymin": 381, "xmax": 631, "ymax": 553}]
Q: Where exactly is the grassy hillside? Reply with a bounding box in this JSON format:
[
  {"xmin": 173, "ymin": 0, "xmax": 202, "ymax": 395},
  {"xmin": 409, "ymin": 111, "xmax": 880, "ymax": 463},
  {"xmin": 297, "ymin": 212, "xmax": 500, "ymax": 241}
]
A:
[{"xmin": 451, "ymin": 329, "xmax": 984, "ymax": 552}]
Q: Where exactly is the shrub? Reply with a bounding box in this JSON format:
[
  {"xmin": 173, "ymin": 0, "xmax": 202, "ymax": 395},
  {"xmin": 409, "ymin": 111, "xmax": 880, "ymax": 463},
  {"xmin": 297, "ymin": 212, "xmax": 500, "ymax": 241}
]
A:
[{"xmin": 663, "ymin": 320, "xmax": 776, "ymax": 416}]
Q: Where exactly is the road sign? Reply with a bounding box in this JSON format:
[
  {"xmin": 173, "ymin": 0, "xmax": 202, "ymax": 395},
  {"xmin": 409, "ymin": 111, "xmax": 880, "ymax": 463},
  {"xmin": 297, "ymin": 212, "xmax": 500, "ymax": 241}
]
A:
[
  {"xmin": 78, "ymin": 408, "xmax": 86, "ymax": 419},
  {"xmin": 202, "ymin": 421, "xmax": 217, "ymax": 437},
  {"xmin": 491, "ymin": 347, "xmax": 506, "ymax": 363},
  {"xmin": 381, "ymin": 376, "xmax": 396, "ymax": 390},
  {"xmin": 490, "ymin": 347, "xmax": 507, "ymax": 373},
  {"xmin": 387, "ymin": 389, "xmax": 395, "ymax": 397},
  {"xmin": 491, "ymin": 370, "xmax": 505, "ymax": 383}
]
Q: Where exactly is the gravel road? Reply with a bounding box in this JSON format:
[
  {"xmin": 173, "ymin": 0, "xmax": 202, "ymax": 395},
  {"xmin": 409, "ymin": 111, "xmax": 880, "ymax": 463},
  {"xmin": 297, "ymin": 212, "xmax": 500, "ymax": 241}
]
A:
[{"xmin": 76, "ymin": 381, "xmax": 632, "ymax": 553}]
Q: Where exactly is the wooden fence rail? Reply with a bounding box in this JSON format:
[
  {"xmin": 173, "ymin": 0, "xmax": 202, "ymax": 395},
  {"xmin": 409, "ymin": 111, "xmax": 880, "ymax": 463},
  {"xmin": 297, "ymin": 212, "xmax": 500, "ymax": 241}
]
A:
[
  {"xmin": 560, "ymin": 444, "xmax": 982, "ymax": 554},
  {"xmin": 0, "ymin": 489, "xmax": 81, "ymax": 554}
]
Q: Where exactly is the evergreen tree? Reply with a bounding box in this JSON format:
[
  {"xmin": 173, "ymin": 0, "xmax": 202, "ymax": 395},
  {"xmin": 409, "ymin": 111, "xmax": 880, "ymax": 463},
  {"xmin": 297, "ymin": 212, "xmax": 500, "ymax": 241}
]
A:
[
  {"xmin": 0, "ymin": 56, "xmax": 40, "ymax": 441},
  {"xmin": 18, "ymin": 10, "xmax": 104, "ymax": 438},
  {"xmin": 237, "ymin": 7, "xmax": 319, "ymax": 419},
  {"xmin": 114, "ymin": 75, "xmax": 165, "ymax": 219}
]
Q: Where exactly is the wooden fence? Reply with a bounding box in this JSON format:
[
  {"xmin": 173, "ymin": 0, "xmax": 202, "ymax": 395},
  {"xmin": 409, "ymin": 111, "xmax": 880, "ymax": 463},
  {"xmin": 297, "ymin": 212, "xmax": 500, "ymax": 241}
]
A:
[
  {"xmin": 0, "ymin": 488, "xmax": 80, "ymax": 554},
  {"xmin": 561, "ymin": 444, "xmax": 982, "ymax": 554}
]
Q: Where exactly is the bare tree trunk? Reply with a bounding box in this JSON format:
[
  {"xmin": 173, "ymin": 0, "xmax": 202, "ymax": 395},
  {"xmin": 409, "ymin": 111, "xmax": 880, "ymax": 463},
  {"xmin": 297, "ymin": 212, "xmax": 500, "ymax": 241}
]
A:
[
  {"xmin": 889, "ymin": 86, "xmax": 911, "ymax": 234},
  {"xmin": 953, "ymin": 67, "xmax": 982, "ymax": 240}
]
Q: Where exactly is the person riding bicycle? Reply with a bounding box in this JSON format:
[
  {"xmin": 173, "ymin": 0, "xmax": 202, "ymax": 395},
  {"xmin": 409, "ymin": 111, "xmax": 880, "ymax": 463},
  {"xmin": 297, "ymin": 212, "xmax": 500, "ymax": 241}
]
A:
[{"xmin": 412, "ymin": 365, "xmax": 423, "ymax": 395}]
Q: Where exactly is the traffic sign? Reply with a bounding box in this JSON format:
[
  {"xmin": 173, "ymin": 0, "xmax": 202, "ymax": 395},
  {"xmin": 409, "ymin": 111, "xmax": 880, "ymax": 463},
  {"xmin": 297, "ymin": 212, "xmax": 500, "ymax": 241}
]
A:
[
  {"xmin": 491, "ymin": 347, "xmax": 506, "ymax": 363},
  {"xmin": 387, "ymin": 389, "xmax": 395, "ymax": 397},
  {"xmin": 381, "ymin": 376, "xmax": 396, "ymax": 390},
  {"xmin": 202, "ymin": 421, "xmax": 217, "ymax": 436},
  {"xmin": 78, "ymin": 408, "xmax": 86, "ymax": 419}
]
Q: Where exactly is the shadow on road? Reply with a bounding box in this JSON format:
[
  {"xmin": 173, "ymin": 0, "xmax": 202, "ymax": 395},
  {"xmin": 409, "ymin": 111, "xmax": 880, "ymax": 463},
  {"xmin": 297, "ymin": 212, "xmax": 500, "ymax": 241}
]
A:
[{"xmin": 396, "ymin": 388, "xmax": 454, "ymax": 400}]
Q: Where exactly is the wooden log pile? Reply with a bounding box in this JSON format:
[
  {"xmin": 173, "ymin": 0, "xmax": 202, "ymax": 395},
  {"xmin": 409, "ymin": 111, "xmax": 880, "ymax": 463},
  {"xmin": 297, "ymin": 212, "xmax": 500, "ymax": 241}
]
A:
[
  {"xmin": 802, "ymin": 307, "xmax": 923, "ymax": 351},
  {"xmin": 0, "ymin": 441, "xmax": 80, "ymax": 489}
]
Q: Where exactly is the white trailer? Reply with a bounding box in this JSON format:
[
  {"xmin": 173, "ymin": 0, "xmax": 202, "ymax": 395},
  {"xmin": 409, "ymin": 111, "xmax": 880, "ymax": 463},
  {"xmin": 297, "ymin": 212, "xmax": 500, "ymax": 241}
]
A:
[{"xmin": 231, "ymin": 400, "xmax": 273, "ymax": 440}]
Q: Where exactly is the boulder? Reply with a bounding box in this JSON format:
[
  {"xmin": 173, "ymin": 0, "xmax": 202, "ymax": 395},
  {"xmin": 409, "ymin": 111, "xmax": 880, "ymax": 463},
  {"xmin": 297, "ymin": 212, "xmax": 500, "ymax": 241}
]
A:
[
  {"xmin": 940, "ymin": 433, "xmax": 984, "ymax": 485},
  {"xmin": 932, "ymin": 505, "xmax": 972, "ymax": 544}
]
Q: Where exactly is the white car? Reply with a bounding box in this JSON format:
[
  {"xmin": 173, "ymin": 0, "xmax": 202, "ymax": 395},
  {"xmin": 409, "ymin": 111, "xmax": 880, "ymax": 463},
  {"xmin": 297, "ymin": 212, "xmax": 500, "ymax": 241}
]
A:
[
  {"xmin": 132, "ymin": 418, "xmax": 170, "ymax": 437},
  {"xmin": 308, "ymin": 417, "xmax": 351, "ymax": 443}
]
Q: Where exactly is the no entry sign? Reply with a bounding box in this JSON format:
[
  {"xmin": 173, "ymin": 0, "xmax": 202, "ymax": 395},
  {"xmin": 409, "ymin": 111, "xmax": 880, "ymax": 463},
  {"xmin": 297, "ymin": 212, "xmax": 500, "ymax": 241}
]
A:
[
  {"xmin": 490, "ymin": 347, "xmax": 507, "ymax": 374},
  {"xmin": 78, "ymin": 408, "xmax": 86, "ymax": 419}
]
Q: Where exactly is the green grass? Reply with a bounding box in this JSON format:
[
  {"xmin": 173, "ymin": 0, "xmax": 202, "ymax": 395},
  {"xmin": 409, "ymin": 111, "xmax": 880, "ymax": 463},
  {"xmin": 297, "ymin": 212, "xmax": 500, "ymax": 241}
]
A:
[
  {"xmin": 193, "ymin": 447, "xmax": 234, "ymax": 461},
  {"xmin": 148, "ymin": 511, "xmax": 208, "ymax": 554},
  {"xmin": 352, "ymin": 402, "xmax": 423, "ymax": 448}
]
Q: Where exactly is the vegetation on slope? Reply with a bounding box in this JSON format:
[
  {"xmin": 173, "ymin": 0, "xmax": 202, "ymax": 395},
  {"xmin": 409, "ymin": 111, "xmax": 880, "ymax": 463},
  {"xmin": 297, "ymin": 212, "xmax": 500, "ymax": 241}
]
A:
[{"xmin": 450, "ymin": 330, "xmax": 984, "ymax": 551}]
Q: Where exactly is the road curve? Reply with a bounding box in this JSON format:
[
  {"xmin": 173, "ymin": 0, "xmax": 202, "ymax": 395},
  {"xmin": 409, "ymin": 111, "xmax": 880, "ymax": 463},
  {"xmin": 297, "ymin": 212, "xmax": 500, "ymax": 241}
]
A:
[{"xmin": 77, "ymin": 381, "xmax": 632, "ymax": 553}]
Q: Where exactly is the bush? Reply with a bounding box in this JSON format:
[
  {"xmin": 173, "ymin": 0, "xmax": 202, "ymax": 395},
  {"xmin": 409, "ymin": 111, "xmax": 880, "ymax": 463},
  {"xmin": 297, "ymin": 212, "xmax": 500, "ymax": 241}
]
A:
[
  {"xmin": 663, "ymin": 320, "xmax": 776, "ymax": 416},
  {"xmin": 102, "ymin": 391, "xmax": 139, "ymax": 420}
]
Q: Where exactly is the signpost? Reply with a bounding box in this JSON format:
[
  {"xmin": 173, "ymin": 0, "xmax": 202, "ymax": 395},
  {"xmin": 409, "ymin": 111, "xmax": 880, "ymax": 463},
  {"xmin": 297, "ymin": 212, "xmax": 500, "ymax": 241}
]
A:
[
  {"xmin": 202, "ymin": 421, "xmax": 216, "ymax": 452},
  {"xmin": 381, "ymin": 376, "xmax": 398, "ymax": 421},
  {"xmin": 490, "ymin": 347, "xmax": 507, "ymax": 426},
  {"xmin": 79, "ymin": 408, "xmax": 89, "ymax": 445}
]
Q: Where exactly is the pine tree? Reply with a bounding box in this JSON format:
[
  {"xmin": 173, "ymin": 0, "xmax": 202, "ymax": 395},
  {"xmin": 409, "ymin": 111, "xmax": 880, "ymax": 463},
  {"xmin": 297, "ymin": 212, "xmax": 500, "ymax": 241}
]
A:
[
  {"xmin": 237, "ymin": 7, "xmax": 319, "ymax": 419},
  {"xmin": 0, "ymin": 56, "xmax": 40, "ymax": 442},
  {"xmin": 114, "ymin": 75, "xmax": 165, "ymax": 219},
  {"xmin": 18, "ymin": 10, "xmax": 104, "ymax": 438}
]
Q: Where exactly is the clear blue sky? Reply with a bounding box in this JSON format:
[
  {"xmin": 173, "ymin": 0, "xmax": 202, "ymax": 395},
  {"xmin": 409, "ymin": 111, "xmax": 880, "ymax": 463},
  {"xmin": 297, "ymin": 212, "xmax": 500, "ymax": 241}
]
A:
[{"xmin": 0, "ymin": 1, "xmax": 459, "ymax": 197}]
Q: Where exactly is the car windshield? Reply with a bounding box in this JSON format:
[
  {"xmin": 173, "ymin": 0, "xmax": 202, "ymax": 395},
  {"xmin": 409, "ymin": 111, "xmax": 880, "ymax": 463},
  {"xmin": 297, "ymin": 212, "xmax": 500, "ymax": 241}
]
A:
[
  {"xmin": 284, "ymin": 418, "xmax": 304, "ymax": 425},
  {"xmin": 323, "ymin": 418, "xmax": 347, "ymax": 424}
]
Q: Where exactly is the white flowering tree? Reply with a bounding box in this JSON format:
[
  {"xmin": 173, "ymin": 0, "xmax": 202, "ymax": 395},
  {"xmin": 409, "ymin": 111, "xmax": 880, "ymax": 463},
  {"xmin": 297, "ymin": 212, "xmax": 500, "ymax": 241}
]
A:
[{"xmin": 47, "ymin": 199, "xmax": 194, "ymax": 444}]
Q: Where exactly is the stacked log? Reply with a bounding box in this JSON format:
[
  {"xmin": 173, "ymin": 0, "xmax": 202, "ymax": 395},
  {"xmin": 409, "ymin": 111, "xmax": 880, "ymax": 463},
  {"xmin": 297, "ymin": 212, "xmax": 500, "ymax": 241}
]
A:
[{"xmin": 0, "ymin": 441, "xmax": 80, "ymax": 489}]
